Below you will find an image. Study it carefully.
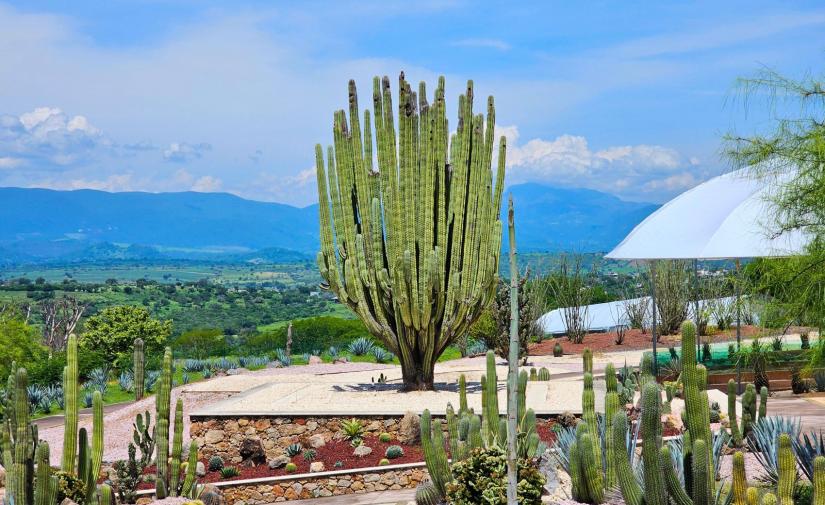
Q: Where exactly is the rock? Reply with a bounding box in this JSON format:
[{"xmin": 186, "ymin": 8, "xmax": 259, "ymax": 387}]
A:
[
  {"xmin": 226, "ymin": 367, "xmax": 249, "ymax": 376},
  {"xmin": 308, "ymin": 434, "xmax": 326, "ymax": 448},
  {"xmin": 239, "ymin": 438, "xmax": 266, "ymax": 467},
  {"xmin": 309, "ymin": 461, "xmax": 325, "ymax": 473},
  {"xmin": 397, "ymin": 411, "xmax": 420, "ymax": 444},
  {"xmin": 200, "ymin": 485, "xmax": 226, "ymax": 505},
  {"xmin": 204, "ymin": 429, "xmax": 224, "ymax": 444},
  {"xmin": 558, "ymin": 411, "xmax": 578, "ymax": 428},
  {"xmin": 196, "ymin": 461, "xmax": 206, "ymax": 477},
  {"xmin": 268, "ymin": 456, "xmax": 291, "ymax": 469},
  {"xmin": 333, "ymin": 357, "xmax": 349, "ymax": 364},
  {"xmin": 60, "ymin": 499, "xmax": 80, "ymax": 505},
  {"xmin": 266, "ymin": 361, "xmax": 282, "ymax": 369},
  {"xmin": 308, "ymin": 355, "xmax": 323, "ymax": 365},
  {"xmin": 353, "ymin": 445, "xmax": 373, "ymax": 457}
]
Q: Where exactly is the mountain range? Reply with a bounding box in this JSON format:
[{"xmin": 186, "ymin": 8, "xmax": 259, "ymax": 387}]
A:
[{"xmin": 0, "ymin": 184, "xmax": 659, "ymax": 265}]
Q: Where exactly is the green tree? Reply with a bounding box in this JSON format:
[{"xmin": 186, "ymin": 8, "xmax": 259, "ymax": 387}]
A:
[
  {"xmin": 726, "ymin": 66, "xmax": 825, "ymax": 332},
  {"xmin": 80, "ymin": 305, "xmax": 172, "ymax": 363},
  {"xmin": 0, "ymin": 316, "xmax": 45, "ymax": 381},
  {"xmin": 174, "ymin": 328, "xmax": 226, "ymax": 359}
]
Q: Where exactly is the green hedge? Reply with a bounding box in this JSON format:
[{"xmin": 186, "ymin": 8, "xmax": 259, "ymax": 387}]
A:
[{"xmin": 243, "ymin": 316, "xmax": 369, "ymax": 354}]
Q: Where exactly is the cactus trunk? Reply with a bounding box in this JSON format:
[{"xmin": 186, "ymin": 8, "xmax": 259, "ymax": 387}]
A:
[
  {"xmin": 315, "ymin": 74, "xmax": 505, "ymax": 391},
  {"xmin": 134, "ymin": 338, "xmax": 145, "ymax": 401},
  {"xmin": 62, "ymin": 334, "xmax": 79, "ymax": 473}
]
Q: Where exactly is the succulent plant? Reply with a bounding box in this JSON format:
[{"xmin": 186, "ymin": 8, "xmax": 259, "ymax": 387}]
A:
[
  {"xmin": 285, "ymin": 463, "xmax": 297, "ymax": 473},
  {"xmin": 379, "ymin": 432, "xmax": 392, "ymax": 443},
  {"xmin": 208, "ymin": 456, "xmax": 224, "ymax": 472},
  {"xmin": 302, "ymin": 449, "xmax": 317, "ymax": 462},
  {"xmin": 378, "ymin": 458, "xmax": 390, "ymax": 466},
  {"xmin": 219, "ymin": 466, "xmax": 239, "ymax": 479},
  {"xmin": 385, "ymin": 445, "xmax": 404, "ymax": 459},
  {"xmin": 285, "ymin": 443, "xmax": 302, "ymax": 457}
]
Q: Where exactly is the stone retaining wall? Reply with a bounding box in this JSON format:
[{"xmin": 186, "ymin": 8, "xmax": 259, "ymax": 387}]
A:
[
  {"xmin": 220, "ymin": 466, "xmax": 426, "ymax": 503},
  {"xmin": 190, "ymin": 415, "xmax": 413, "ymax": 463}
]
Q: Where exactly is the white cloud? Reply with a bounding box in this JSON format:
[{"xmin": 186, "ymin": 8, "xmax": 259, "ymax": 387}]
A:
[
  {"xmin": 192, "ymin": 175, "xmax": 223, "ymax": 192},
  {"xmin": 0, "ymin": 157, "xmax": 23, "ymax": 169},
  {"xmin": 162, "ymin": 142, "xmax": 212, "ymax": 163},
  {"xmin": 500, "ymin": 125, "xmax": 701, "ymax": 199}
]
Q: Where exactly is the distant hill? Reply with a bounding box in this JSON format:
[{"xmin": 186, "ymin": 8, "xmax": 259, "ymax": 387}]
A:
[
  {"xmin": 502, "ymin": 183, "xmax": 660, "ymax": 252},
  {"xmin": 0, "ymin": 184, "xmax": 659, "ymax": 264}
]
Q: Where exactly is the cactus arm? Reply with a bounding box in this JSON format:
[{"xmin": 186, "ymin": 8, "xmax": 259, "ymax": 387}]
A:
[
  {"xmin": 758, "ymin": 386, "xmax": 768, "ymax": 424},
  {"xmin": 692, "ymin": 438, "xmax": 710, "ymax": 505},
  {"xmin": 777, "ymin": 433, "xmax": 795, "ymax": 504},
  {"xmin": 580, "ymin": 432, "xmax": 605, "ymax": 503},
  {"xmin": 612, "ymin": 412, "xmax": 644, "ymax": 505},
  {"xmin": 134, "ymin": 338, "xmax": 145, "ymax": 401},
  {"xmin": 170, "ymin": 398, "xmax": 184, "ymax": 496},
  {"xmin": 569, "ymin": 440, "xmax": 585, "ymax": 502},
  {"xmin": 604, "ymin": 391, "xmax": 619, "ymax": 489},
  {"xmin": 62, "ymin": 334, "xmax": 79, "ymax": 473},
  {"xmin": 732, "ymin": 451, "xmax": 748, "ymax": 505},
  {"xmin": 420, "ymin": 409, "xmax": 450, "ymax": 499},
  {"xmin": 660, "ymin": 445, "xmax": 693, "ymax": 505},
  {"xmin": 728, "ymin": 379, "xmax": 743, "ymax": 446},
  {"xmin": 641, "ymin": 381, "xmax": 668, "ymax": 505},
  {"xmin": 181, "ymin": 441, "xmax": 199, "ymax": 498},
  {"xmin": 90, "ymin": 390, "xmax": 104, "ymax": 494}
]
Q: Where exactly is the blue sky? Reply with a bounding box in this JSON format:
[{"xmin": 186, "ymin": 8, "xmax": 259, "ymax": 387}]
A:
[{"xmin": 0, "ymin": 1, "xmax": 823, "ymax": 206}]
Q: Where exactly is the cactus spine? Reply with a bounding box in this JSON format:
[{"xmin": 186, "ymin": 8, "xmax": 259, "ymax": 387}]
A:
[
  {"xmin": 134, "ymin": 338, "xmax": 145, "ymax": 401},
  {"xmin": 62, "ymin": 334, "xmax": 79, "ymax": 473},
  {"xmin": 315, "ymin": 74, "xmax": 505, "ymax": 390}
]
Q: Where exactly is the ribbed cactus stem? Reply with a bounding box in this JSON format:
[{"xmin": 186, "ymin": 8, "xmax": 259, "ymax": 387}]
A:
[
  {"xmin": 8, "ymin": 367, "xmax": 33, "ymax": 505},
  {"xmin": 762, "ymin": 493, "xmax": 778, "ymax": 505},
  {"xmin": 446, "ymin": 404, "xmax": 462, "ymax": 462},
  {"xmin": 692, "ymin": 438, "xmax": 710, "ymax": 505},
  {"xmin": 813, "ymin": 455, "xmax": 825, "ymax": 505},
  {"xmin": 458, "ymin": 374, "xmax": 468, "ymax": 415},
  {"xmin": 583, "ymin": 348, "xmax": 593, "ymax": 374},
  {"xmin": 467, "ymin": 415, "xmax": 482, "ymax": 450},
  {"xmin": 732, "ymin": 451, "xmax": 748, "ymax": 505},
  {"xmin": 155, "ymin": 347, "xmax": 173, "ymax": 496},
  {"xmin": 612, "ymin": 412, "xmax": 643, "ymax": 505},
  {"xmin": 604, "ymin": 391, "xmax": 619, "ymax": 489},
  {"xmin": 581, "ymin": 371, "xmax": 603, "ymax": 488},
  {"xmin": 579, "ymin": 431, "xmax": 605, "ymax": 504},
  {"xmin": 660, "ymin": 445, "xmax": 692, "ymax": 505},
  {"xmin": 482, "ymin": 351, "xmax": 499, "ymax": 446},
  {"xmin": 315, "ymin": 74, "xmax": 505, "ymax": 390},
  {"xmin": 777, "ymin": 433, "xmax": 795, "ymax": 504},
  {"xmin": 641, "ymin": 381, "xmax": 667, "ymax": 505},
  {"xmin": 747, "ymin": 487, "xmax": 760, "ymax": 505},
  {"xmin": 680, "ymin": 321, "xmax": 714, "ymax": 493},
  {"xmin": 62, "ymin": 334, "xmax": 79, "ymax": 473},
  {"xmin": 170, "ymin": 398, "xmax": 184, "ymax": 496},
  {"xmin": 420, "ymin": 409, "xmax": 450, "ymax": 499},
  {"xmin": 95, "ymin": 484, "xmax": 114, "ymax": 505},
  {"xmin": 91, "ymin": 391, "xmax": 104, "ymax": 486},
  {"xmin": 569, "ymin": 440, "xmax": 585, "ymax": 502},
  {"xmin": 415, "ymin": 482, "xmax": 441, "ymax": 505},
  {"xmin": 181, "ymin": 441, "xmax": 198, "ymax": 498},
  {"xmin": 728, "ymin": 379, "xmax": 743, "ymax": 446},
  {"xmin": 134, "ymin": 338, "xmax": 145, "ymax": 401},
  {"xmin": 758, "ymin": 386, "xmax": 768, "ymax": 424},
  {"xmin": 538, "ymin": 367, "xmax": 551, "ymax": 381}
]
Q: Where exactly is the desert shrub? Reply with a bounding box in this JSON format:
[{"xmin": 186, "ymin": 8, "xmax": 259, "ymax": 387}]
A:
[
  {"xmin": 174, "ymin": 328, "xmax": 228, "ymax": 358},
  {"xmin": 652, "ymin": 260, "xmax": 690, "ymax": 335},
  {"xmin": 0, "ymin": 316, "xmax": 46, "ymax": 382},
  {"xmin": 446, "ymin": 446, "xmax": 545, "ymax": 505}
]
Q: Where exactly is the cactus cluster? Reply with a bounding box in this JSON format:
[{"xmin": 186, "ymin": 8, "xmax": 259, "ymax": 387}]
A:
[
  {"xmin": 2, "ymin": 337, "xmax": 111, "ymax": 505},
  {"xmin": 315, "ymin": 74, "xmax": 505, "ymax": 391},
  {"xmin": 728, "ymin": 379, "xmax": 769, "ymax": 446},
  {"xmin": 153, "ymin": 347, "xmax": 199, "ymax": 499},
  {"xmin": 418, "ymin": 350, "xmax": 545, "ymax": 503}
]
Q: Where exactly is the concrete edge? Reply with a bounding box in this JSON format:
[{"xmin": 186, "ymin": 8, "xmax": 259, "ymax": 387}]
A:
[
  {"xmin": 189, "ymin": 410, "xmax": 578, "ymax": 418},
  {"xmin": 134, "ymin": 461, "xmax": 428, "ymax": 496}
]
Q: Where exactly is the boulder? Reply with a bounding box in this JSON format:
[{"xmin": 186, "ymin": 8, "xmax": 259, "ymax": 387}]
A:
[
  {"xmin": 268, "ymin": 456, "xmax": 291, "ymax": 469},
  {"xmin": 196, "ymin": 461, "xmax": 206, "ymax": 477},
  {"xmin": 200, "ymin": 485, "xmax": 226, "ymax": 505},
  {"xmin": 397, "ymin": 411, "xmax": 420, "ymax": 444},
  {"xmin": 309, "ymin": 461, "xmax": 325, "ymax": 473},
  {"xmin": 226, "ymin": 368, "xmax": 249, "ymax": 376},
  {"xmin": 308, "ymin": 356, "xmax": 323, "ymax": 365},
  {"xmin": 308, "ymin": 434, "xmax": 326, "ymax": 448},
  {"xmin": 239, "ymin": 438, "xmax": 266, "ymax": 467},
  {"xmin": 333, "ymin": 357, "xmax": 349, "ymax": 364},
  {"xmin": 204, "ymin": 430, "xmax": 224, "ymax": 444},
  {"xmin": 353, "ymin": 445, "xmax": 373, "ymax": 457}
]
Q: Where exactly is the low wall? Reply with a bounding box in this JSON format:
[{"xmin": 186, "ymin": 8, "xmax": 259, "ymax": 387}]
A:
[{"xmin": 190, "ymin": 415, "xmax": 409, "ymax": 463}]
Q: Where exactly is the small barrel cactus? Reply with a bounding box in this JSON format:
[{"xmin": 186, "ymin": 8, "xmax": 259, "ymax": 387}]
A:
[
  {"xmin": 415, "ymin": 482, "xmax": 441, "ymax": 505},
  {"xmin": 385, "ymin": 445, "xmax": 404, "ymax": 459},
  {"xmin": 208, "ymin": 456, "xmax": 224, "ymax": 472},
  {"xmin": 378, "ymin": 458, "xmax": 390, "ymax": 466},
  {"xmin": 379, "ymin": 432, "xmax": 393, "ymax": 443},
  {"xmin": 285, "ymin": 463, "xmax": 297, "ymax": 473},
  {"xmin": 553, "ymin": 342, "xmax": 564, "ymax": 357}
]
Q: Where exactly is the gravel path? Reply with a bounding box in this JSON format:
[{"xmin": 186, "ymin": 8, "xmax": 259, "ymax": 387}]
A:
[{"xmin": 38, "ymin": 361, "xmax": 392, "ymax": 465}]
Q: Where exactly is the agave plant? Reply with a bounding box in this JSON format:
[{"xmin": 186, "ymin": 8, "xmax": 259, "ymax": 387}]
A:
[
  {"xmin": 274, "ymin": 348, "xmax": 292, "ymax": 367},
  {"xmin": 26, "ymin": 385, "xmax": 47, "ymax": 412},
  {"xmin": 327, "ymin": 346, "xmax": 340, "ymax": 359},
  {"xmin": 183, "ymin": 359, "xmax": 207, "ymax": 373},
  {"xmin": 748, "ymin": 415, "xmax": 802, "ymax": 484},
  {"xmin": 118, "ymin": 370, "xmax": 134, "ymax": 392},
  {"xmin": 371, "ymin": 347, "xmax": 394, "ymax": 364},
  {"xmin": 348, "ymin": 337, "xmax": 375, "ymax": 356},
  {"xmin": 144, "ymin": 370, "xmax": 162, "ymax": 392}
]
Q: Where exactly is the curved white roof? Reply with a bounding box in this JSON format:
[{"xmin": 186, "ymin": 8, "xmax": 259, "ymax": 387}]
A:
[{"xmin": 606, "ymin": 167, "xmax": 809, "ymax": 260}]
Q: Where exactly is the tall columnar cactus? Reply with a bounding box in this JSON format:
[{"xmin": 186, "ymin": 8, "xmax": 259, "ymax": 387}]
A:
[
  {"xmin": 35, "ymin": 443, "xmax": 59, "ymax": 505},
  {"xmin": 641, "ymin": 381, "xmax": 668, "ymax": 505},
  {"xmin": 5, "ymin": 367, "xmax": 36, "ymax": 505},
  {"xmin": 603, "ymin": 365, "xmax": 619, "ymax": 489},
  {"xmin": 134, "ymin": 338, "xmax": 145, "ymax": 401},
  {"xmin": 169, "ymin": 399, "xmax": 185, "ymax": 496},
  {"xmin": 613, "ymin": 412, "xmax": 643, "ymax": 505},
  {"xmin": 420, "ymin": 409, "xmax": 451, "ymax": 498},
  {"xmin": 777, "ymin": 434, "xmax": 795, "ymax": 505},
  {"xmin": 62, "ymin": 334, "xmax": 79, "ymax": 473},
  {"xmin": 758, "ymin": 386, "xmax": 768, "ymax": 424},
  {"xmin": 458, "ymin": 374, "xmax": 469, "ymax": 415},
  {"xmin": 680, "ymin": 320, "xmax": 714, "ymax": 495},
  {"xmin": 728, "ymin": 379, "xmax": 743, "ymax": 445},
  {"xmin": 814, "ymin": 456, "xmax": 825, "ymax": 505},
  {"xmin": 583, "ymin": 348, "xmax": 593, "ymax": 374},
  {"xmin": 481, "ymin": 351, "xmax": 500, "ymax": 446},
  {"xmin": 315, "ymin": 74, "xmax": 506, "ymax": 390},
  {"xmin": 742, "ymin": 384, "xmax": 757, "ymax": 437},
  {"xmin": 155, "ymin": 347, "xmax": 174, "ymax": 497},
  {"xmin": 732, "ymin": 451, "xmax": 748, "ymax": 505},
  {"xmin": 91, "ymin": 391, "xmax": 104, "ymax": 493}
]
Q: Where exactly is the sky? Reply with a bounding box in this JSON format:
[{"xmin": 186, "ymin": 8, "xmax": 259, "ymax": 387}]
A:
[{"xmin": 0, "ymin": 1, "xmax": 823, "ymax": 207}]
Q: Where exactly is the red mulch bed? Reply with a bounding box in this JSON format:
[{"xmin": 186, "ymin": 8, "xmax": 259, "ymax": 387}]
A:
[{"xmin": 530, "ymin": 325, "xmax": 772, "ymax": 356}]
